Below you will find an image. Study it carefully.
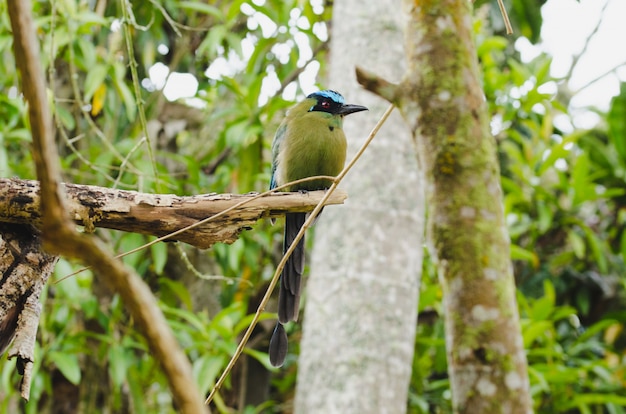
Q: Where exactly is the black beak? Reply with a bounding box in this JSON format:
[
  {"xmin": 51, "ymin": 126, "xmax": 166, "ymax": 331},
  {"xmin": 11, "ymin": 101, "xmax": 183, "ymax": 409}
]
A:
[{"xmin": 337, "ymin": 104, "xmax": 368, "ymax": 116}]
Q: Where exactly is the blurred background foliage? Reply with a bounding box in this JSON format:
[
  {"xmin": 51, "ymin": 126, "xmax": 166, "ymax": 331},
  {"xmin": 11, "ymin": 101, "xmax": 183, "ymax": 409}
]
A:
[{"xmin": 0, "ymin": 0, "xmax": 624, "ymax": 413}]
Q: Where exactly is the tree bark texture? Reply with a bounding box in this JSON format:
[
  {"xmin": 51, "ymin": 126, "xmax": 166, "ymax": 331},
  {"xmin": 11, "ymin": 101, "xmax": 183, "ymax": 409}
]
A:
[
  {"xmin": 295, "ymin": 0, "xmax": 424, "ymax": 413},
  {"xmin": 0, "ymin": 178, "xmax": 346, "ymax": 249},
  {"xmin": 387, "ymin": 0, "xmax": 532, "ymax": 412},
  {"xmin": 0, "ymin": 224, "xmax": 58, "ymax": 400}
]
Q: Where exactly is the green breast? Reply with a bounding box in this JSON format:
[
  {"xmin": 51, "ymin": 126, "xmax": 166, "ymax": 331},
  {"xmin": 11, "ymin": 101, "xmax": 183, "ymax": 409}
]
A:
[{"xmin": 283, "ymin": 113, "xmax": 348, "ymax": 191}]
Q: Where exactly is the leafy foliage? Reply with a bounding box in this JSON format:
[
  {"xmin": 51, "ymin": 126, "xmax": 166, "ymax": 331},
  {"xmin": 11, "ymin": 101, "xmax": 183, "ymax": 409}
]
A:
[
  {"xmin": 0, "ymin": 0, "xmax": 328, "ymax": 411},
  {"xmin": 407, "ymin": 11, "xmax": 626, "ymax": 414},
  {"xmin": 0, "ymin": 0, "xmax": 624, "ymax": 413}
]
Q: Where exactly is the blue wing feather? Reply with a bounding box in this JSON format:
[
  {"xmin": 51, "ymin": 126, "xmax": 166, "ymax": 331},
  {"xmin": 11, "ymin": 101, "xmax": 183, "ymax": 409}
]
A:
[
  {"xmin": 270, "ymin": 123, "xmax": 287, "ymax": 190},
  {"xmin": 270, "ymin": 171, "xmax": 277, "ymax": 190}
]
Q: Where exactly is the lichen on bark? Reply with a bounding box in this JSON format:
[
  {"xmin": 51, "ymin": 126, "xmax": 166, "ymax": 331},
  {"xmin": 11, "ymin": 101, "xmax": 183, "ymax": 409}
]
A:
[{"xmin": 358, "ymin": 0, "xmax": 533, "ymax": 412}]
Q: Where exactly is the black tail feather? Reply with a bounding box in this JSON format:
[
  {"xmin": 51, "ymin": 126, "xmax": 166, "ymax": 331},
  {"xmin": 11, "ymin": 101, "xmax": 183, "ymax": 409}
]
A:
[
  {"xmin": 269, "ymin": 322, "xmax": 288, "ymax": 367},
  {"xmin": 278, "ymin": 213, "xmax": 305, "ymax": 323}
]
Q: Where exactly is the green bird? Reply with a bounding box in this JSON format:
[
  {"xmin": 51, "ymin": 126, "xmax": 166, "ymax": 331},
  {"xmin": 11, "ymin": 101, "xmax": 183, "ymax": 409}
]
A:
[{"xmin": 268, "ymin": 90, "xmax": 368, "ymax": 367}]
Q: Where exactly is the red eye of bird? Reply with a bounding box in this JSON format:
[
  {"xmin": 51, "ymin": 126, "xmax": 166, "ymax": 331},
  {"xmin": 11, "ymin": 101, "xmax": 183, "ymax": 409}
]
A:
[{"xmin": 321, "ymin": 100, "xmax": 331, "ymax": 108}]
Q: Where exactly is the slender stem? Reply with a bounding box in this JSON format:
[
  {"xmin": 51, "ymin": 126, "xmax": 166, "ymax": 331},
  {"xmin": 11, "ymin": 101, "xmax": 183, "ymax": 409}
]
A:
[
  {"xmin": 496, "ymin": 0, "xmax": 513, "ymax": 35},
  {"xmin": 572, "ymin": 61, "xmax": 626, "ymax": 95},
  {"xmin": 565, "ymin": 0, "xmax": 610, "ymax": 82},
  {"xmin": 119, "ymin": 0, "xmax": 160, "ymax": 190}
]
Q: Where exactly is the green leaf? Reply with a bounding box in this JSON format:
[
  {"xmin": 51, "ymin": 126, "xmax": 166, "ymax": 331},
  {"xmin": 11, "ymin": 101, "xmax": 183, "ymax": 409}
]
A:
[
  {"xmin": 620, "ymin": 229, "xmax": 626, "ymax": 263},
  {"xmin": 55, "ymin": 105, "xmax": 75, "ymax": 130},
  {"xmin": 114, "ymin": 77, "xmax": 137, "ymax": 121},
  {"xmin": 543, "ymin": 280, "xmax": 556, "ymax": 305},
  {"xmin": 127, "ymin": 368, "xmax": 147, "ymax": 413},
  {"xmin": 162, "ymin": 304, "xmax": 208, "ymax": 333},
  {"xmin": 117, "ymin": 233, "xmax": 146, "ymax": 269},
  {"xmin": 192, "ymin": 354, "xmax": 226, "ymax": 394},
  {"xmin": 568, "ymin": 230, "xmax": 585, "ymax": 259},
  {"xmin": 48, "ymin": 351, "xmax": 81, "ymax": 385},
  {"xmin": 534, "ymin": 56, "xmax": 553, "ymax": 85},
  {"xmin": 571, "ymin": 152, "xmax": 592, "ymax": 205},
  {"xmin": 150, "ymin": 241, "xmax": 167, "ymax": 274},
  {"xmin": 608, "ymin": 83, "xmax": 626, "ymax": 165},
  {"xmin": 510, "ymin": 244, "xmax": 538, "ymax": 267},
  {"xmin": 477, "ymin": 36, "xmax": 508, "ymax": 56},
  {"xmin": 580, "ymin": 223, "xmax": 608, "ymax": 273},
  {"xmin": 530, "ymin": 296, "xmax": 554, "ymax": 322},
  {"xmin": 511, "ymin": 0, "xmax": 544, "ymax": 43},
  {"xmin": 508, "ymin": 58, "xmax": 530, "ymax": 87},
  {"xmin": 76, "ymin": 37, "xmax": 97, "ymax": 69},
  {"xmin": 242, "ymin": 348, "xmax": 275, "ymax": 370},
  {"xmin": 233, "ymin": 311, "xmax": 274, "ymax": 334},
  {"xmin": 178, "ymin": 2, "xmax": 224, "ymax": 19},
  {"xmin": 564, "ymin": 393, "xmax": 626, "ymax": 408},
  {"xmin": 574, "ymin": 319, "xmax": 619, "ymax": 345},
  {"xmin": 523, "ymin": 320, "xmax": 553, "ymax": 347},
  {"xmin": 108, "ymin": 344, "xmax": 127, "ymax": 388},
  {"xmin": 74, "ymin": 11, "xmax": 108, "ymax": 28},
  {"xmin": 160, "ymin": 278, "xmax": 193, "ymax": 310},
  {"xmin": 537, "ymin": 133, "xmax": 577, "ymax": 175},
  {"xmin": 536, "ymin": 199, "xmax": 552, "ymax": 233},
  {"xmin": 197, "ymin": 25, "xmax": 228, "ymax": 59},
  {"xmin": 527, "ymin": 365, "xmax": 549, "ymax": 393},
  {"xmin": 57, "ymin": 0, "xmax": 77, "ymax": 17},
  {"xmin": 83, "ymin": 63, "xmax": 108, "ymax": 101}
]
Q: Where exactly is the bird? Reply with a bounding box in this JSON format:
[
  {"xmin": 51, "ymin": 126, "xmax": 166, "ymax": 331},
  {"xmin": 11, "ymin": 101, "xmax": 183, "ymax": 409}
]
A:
[{"xmin": 268, "ymin": 90, "xmax": 368, "ymax": 367}]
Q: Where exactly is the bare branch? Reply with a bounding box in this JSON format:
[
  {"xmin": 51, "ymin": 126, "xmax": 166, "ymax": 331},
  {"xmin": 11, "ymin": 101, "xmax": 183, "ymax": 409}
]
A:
[
  {"xmin": 566, "ymin": 0, "xmax": 610, "ymax": 82},
  {"xmin": 572, "ymin": 60, "xmax": 626, "ymax": 96},
  {"xmin": 0, "ymin": 178, "xmax": 347, "ymax": 249},
  {"xmin": 355, "ymin": 66, "xmax": 399, "ymax": 104}
]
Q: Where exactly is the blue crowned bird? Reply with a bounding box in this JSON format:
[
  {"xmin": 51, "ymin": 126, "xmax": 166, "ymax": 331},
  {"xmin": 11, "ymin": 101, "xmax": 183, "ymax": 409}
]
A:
[{"xmin": 268, "ymin": 90, "xmax": 368, "ymax": 367}]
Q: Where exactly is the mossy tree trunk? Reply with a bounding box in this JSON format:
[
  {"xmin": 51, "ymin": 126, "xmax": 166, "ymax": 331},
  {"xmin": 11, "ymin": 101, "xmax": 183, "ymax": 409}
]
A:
[
  {"xmin": 359, "ymin": 0, "xmax": 533, "ymax": 412},
  {"xmin": 402, "ymin": 0, "xmax": 531, "ymax": 412}
]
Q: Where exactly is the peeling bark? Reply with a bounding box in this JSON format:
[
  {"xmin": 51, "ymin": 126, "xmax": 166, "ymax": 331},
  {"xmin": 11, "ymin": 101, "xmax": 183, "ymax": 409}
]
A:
[
  {"xmin": 0, "ymin": 178, "xmax": 347, "ymax": 249},
  {"xmin": 0, "ymin": 224, "xmax": 58, "ymax": 400}
]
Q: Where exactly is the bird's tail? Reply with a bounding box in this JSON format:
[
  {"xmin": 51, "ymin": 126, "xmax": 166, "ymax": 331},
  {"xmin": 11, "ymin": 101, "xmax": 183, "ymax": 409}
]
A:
[
  {"xmin": 278, "ymin": 212, "xmax": 305, "ymax": 323},
  {"xmin": 269, "ymin": 212, "xmax": 305, "ymax": 367},
  {"xmin": 269, "ymin": 322, "xmax": 288, "ymax": 367}
]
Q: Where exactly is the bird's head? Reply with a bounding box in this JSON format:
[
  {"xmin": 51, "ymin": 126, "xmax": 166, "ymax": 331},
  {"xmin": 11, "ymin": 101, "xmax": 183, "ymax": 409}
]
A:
[{"xmin": 307, "ymin": 90, "xmax": 368, "ymax": 116}]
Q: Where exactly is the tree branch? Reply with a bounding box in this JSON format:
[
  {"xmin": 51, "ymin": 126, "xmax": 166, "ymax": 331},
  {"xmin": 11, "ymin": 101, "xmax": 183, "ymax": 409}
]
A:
[
  {"xmin": 355, "ymin": 66, "xmax": 399, "ymax": 104},
  {"xmin": 7, "ymin": 1, "xmax": 207, "ymax": 411},
  {"xmin": 0, "ymin": 178, "xmax": 347, "ymax": 249}
]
